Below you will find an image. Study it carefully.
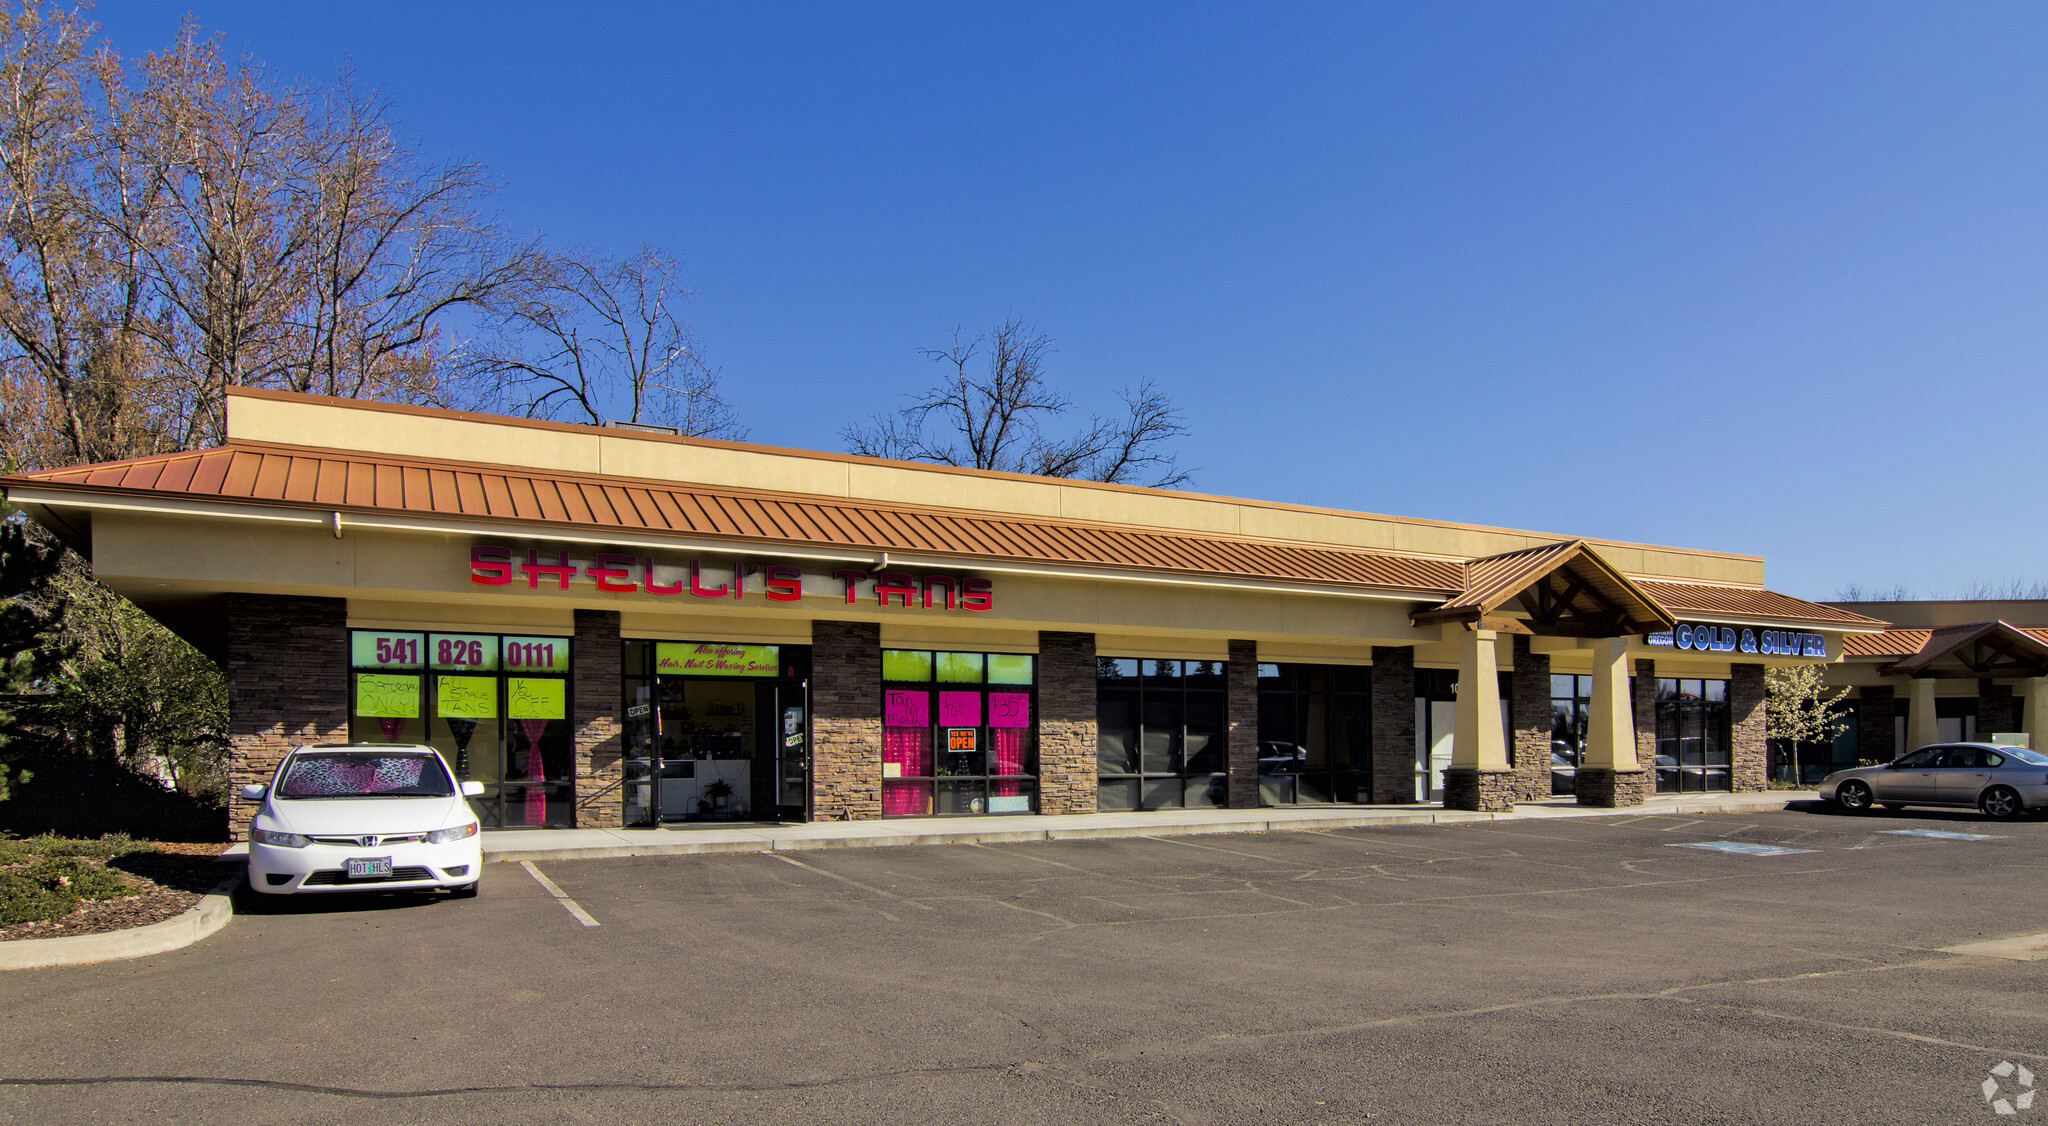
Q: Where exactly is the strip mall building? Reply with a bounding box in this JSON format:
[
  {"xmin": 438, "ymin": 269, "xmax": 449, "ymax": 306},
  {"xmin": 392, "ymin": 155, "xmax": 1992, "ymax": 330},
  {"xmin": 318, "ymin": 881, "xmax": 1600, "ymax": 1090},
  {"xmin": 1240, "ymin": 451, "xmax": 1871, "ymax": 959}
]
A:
[{"xmin": 2, "ymin": 388, "xmax": 1888, "ymax": 837}]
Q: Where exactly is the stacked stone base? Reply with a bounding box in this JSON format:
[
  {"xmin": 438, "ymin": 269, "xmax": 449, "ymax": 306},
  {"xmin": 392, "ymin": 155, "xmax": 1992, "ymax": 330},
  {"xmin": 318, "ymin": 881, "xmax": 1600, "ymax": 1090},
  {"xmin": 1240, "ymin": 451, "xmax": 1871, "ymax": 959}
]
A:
[
  {"xmin": 1575, "ymin": 767, "xmax": 1650, "ymax": 808},
  {"xmin": 1443, "ymin": 767, "xmax": 1517, "ymax": 813}
]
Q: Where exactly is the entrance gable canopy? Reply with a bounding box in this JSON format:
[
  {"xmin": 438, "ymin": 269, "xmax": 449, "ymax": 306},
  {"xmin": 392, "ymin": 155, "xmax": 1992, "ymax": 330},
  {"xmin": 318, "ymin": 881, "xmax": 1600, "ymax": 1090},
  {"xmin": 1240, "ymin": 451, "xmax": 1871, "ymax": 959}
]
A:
[
  {"xmin": 1409, "ymin": 539, "xmax": 1677, "ymax": 636},
  {"xmin": 1879, "ymin": 620, "xmax": 2048, "ymax": 679}
]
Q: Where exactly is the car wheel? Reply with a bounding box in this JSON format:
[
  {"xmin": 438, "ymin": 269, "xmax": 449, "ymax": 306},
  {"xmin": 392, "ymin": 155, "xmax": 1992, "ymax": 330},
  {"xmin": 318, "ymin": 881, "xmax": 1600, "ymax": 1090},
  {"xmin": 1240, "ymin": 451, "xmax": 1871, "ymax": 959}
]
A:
[
  {"xmin": 1837, "ymin": 780, "xmax": 1874, "ymax": 812},
  {"xmin": 450, "ymin": 882, "xmax": 480, "ymax": 899},
  {"xmin": 1980, "ymin": 786, "xmax": 2025, "ymax": 821}
]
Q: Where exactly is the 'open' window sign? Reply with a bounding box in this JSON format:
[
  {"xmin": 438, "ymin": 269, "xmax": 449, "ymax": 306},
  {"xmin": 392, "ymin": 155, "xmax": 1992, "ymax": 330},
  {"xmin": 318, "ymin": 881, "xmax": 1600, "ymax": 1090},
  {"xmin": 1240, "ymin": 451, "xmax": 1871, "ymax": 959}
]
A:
[{"xmin": 1647, "ymin": 623, "xmax": 1827, "ymax": 658}]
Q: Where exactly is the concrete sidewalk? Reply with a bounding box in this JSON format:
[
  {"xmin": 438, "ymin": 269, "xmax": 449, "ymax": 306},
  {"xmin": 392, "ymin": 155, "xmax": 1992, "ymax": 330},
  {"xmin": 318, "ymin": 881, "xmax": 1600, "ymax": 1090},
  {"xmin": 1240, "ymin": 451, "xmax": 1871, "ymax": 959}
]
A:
[{"xmin": 474, "ymin": 790, "xmax": 1810, "ymax": 863}]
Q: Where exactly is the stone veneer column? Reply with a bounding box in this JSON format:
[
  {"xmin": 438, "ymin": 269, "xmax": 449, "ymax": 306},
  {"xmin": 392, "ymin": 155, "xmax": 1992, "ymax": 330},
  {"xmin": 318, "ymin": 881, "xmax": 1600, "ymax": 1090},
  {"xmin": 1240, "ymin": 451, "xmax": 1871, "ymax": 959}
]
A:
[
  {"xmin": 1226, "ymin": 639, "xmax": 1260, "ymax": 809},
  {"xmin": 1370, "ymin": 646, "xmax": 1416, "ymax": 802},
  {"xmin": 1858, "ymin": 685, "xmax": 1894, "ymax": 764},
  {"xmin": 811, "ymin": 620, "xmax": 883, "ymax": 820},
  {"xmin": 1730, "ymin": 663, "xmax": 1767, "ymax": 792},
  {"xmin": 1510, "ymin": 636, "xmax": 1551, "ymax": 802},
  {"xmin": 1979, "ymin": 680, "xmax": 2018, "ymax": 736},
  {"xmin": 571, "ymin": 609, "xmax": 623, "ymax": 829},
  {"xmin": 226, "ymin": 594, "xmax": 349, "ymax": 840},
  {"xmin": 1632, "ymin": 659, "xmax": 1659, "ymax": 787},
  {"xmin": 1036, "ymin": 631, "xmax": 1098, "ymax": 815}
]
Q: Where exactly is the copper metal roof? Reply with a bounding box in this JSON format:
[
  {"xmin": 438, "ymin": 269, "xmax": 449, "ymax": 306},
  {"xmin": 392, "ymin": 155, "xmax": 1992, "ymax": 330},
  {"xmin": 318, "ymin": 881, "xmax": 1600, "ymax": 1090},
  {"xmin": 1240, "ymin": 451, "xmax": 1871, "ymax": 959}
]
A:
[
  {"xmin": 1412, "ymin": 539, "xmax": 1675, "ymax": 632},
  {"xmin": 1841, "ymin": 629, "xmax": 1934, "ymax": 658},
  {"xmin": 7, "ymin": 445, "xmax": 1891, "ymax": 630},
  {"xmin": 1876, "ymin": 620, "xmax": 2048, "ymax": 676},
  {"xmin": 8, "ymin": 443, "xmax": 1468, "ymax": 594},
  {"xmin": 1633, "ymin": 581, "xmax": 1890, "ymax": 630}
]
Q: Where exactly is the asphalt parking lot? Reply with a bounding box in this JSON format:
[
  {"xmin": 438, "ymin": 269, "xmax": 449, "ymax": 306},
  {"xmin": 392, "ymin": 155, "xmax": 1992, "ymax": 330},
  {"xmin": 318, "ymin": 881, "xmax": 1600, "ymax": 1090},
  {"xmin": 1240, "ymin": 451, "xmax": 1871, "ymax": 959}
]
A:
[{"xmin": 5, "ymin": 802, "xmax": 2048, "ymax": 1125}]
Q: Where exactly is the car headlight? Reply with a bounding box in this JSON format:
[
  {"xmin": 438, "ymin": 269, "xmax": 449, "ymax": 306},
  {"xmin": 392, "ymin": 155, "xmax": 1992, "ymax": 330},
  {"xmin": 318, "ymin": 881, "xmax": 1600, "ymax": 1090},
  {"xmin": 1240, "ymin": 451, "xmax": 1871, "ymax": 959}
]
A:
[
  {"xmin": 425, "ymin": 823, "xmax": 479, "ymax": 844},
  {"xmin": 250, "ymin": 827, "xmax": 309, "ymax": 848}
]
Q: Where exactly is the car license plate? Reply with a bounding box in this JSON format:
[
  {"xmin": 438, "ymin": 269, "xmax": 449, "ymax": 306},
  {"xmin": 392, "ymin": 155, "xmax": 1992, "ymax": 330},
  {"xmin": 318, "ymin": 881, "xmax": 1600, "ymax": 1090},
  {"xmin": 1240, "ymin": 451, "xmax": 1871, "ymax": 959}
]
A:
[{"xmin": 346, "ymin": 857, "xmax": 393, "ymax": 878}]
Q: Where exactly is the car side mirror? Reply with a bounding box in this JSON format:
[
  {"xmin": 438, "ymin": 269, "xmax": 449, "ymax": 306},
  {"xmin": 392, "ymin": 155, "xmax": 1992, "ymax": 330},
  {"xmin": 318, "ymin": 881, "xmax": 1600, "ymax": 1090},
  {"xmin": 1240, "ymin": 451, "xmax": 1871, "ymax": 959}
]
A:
[
  {"xmin": 461, "ymin": 781, "xmax": 485, "ymax": 797},
  {"xmin": 239, "ymin": 783, "xmax": 267, "ymax": 800}
]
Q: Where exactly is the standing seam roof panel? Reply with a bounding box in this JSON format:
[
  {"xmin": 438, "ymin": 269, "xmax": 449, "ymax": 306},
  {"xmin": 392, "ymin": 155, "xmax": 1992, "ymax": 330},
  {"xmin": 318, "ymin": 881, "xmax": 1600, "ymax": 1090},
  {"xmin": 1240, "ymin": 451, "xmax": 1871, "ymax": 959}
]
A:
[
  {"xmin": 279, "ymin": 457, "xmax": 318, "ymax": 503},
  {"xmin": 454, "ymin": 472, "xmax": 488, "ymax": 515},
  {"xmin": 312, "ymin": 459, "xmax": 347, "ymax": 505},
  {"xmin": 188, "ymin": 451, "xmax": 232, "ymax": 495},
  {"xmin": 478, "ymin": 473, "xmax": 515, "ymax": 518},
  {"xmin": 249, "ymin": 454, "xmax": 291, "ymax": 500}
]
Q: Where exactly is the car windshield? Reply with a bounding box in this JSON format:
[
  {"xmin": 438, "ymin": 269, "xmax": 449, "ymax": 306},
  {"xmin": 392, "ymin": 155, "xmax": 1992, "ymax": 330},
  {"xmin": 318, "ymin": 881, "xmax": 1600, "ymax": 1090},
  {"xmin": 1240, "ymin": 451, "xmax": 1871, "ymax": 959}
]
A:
[
  {"xmin": 276, "ymin": 752, "xmax": 453, "ymax": 799},
  {"xmin": 2001, "ymin": 746, "xmax": 2048, "ymax": 765}
]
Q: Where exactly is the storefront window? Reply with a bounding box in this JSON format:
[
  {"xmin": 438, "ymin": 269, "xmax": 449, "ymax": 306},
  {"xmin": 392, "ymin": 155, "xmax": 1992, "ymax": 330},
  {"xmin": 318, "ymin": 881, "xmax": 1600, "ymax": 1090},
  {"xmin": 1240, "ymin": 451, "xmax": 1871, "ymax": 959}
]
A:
[
  {"xmin": 1655, "ymin": 678, "xmax": 1731, "ymax": 793},
  {"xmin": 619, "ymin": 641, "xmax": 810, "ymax": 826},
  {"xmin": 348, "ymin": 629, "xmax": 573, "ymax": 829},
  {"xmin": 1096, "ymin": 658, "xmax": 1227, "ymax": 810},
  {"xmin": 1258, "ymin": 664, "xmax": 1370, "ymax": 805},
  {"xmin": 1549, "ymin": 675, "xmax": 1589, "ymax": 796},
  {"xmin": 883, "ymin": 650, "xmax": 1036, "ymax": 816}
]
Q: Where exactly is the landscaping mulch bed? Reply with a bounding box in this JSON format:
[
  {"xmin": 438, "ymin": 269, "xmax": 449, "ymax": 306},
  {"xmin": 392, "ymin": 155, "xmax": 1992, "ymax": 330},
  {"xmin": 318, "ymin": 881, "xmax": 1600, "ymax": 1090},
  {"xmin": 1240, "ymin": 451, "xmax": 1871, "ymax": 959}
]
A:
[{"xmin": 0, "ymin": 853, "xmax": 236, "ymax": 943}]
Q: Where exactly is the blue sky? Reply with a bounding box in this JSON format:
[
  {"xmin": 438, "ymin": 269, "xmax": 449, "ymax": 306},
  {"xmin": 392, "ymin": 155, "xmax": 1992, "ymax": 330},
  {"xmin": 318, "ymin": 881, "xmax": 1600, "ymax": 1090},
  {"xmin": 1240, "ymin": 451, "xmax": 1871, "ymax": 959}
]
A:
[{"xmin": 91, "ymin": 3, "xmax": 2048, "ymax": 599}]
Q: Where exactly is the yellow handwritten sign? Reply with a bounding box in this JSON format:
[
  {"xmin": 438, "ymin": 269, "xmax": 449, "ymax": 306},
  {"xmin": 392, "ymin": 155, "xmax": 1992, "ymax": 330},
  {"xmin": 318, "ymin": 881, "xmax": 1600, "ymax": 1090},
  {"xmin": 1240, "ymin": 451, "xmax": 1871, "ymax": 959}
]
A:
[
  {"xmin": 437, "ymin": 675, "xmax": 497, "ymax": 719},
  {"xmin": 507, "ymin": 677, "xmax": 566, "ymax": 720},
  {"xmin": 355, "ymin": 673, "xmax": 420, "ymax": 718}
]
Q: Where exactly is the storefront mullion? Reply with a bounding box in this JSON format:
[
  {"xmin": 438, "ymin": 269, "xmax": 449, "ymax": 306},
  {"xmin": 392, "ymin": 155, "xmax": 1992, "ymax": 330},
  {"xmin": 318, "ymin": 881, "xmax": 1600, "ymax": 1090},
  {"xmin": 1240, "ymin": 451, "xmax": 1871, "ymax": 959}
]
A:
[
  {"xmin": 1095, "ymin": 658, "xmax": 1227, "ymax": 811},
  {"xmin": 347, "ymin": 628, "xmax": 574, "ymax": 828},
  {"xmin": 1655, "ymin": 677, "xmax": 1732, "ymax": 793},
  {"xmin": 883, "ymin": 649, "xmax": 1037, "ymax": 816},
  {"xmin": 1256, "ymin": 663, "xmax": 1371, "ymax": 806},
  {"xmin": 620, "ymin": 640, "xmax": 811, "ymax": 826}
]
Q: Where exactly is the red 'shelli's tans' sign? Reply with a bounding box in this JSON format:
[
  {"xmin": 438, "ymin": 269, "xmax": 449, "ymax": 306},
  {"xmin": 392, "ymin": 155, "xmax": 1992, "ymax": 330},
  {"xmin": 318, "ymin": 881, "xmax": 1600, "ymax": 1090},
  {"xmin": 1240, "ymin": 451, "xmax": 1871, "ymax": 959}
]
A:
[{"xmin": 468, "ymin": 545, "xmax": 992, "ymax": 612}]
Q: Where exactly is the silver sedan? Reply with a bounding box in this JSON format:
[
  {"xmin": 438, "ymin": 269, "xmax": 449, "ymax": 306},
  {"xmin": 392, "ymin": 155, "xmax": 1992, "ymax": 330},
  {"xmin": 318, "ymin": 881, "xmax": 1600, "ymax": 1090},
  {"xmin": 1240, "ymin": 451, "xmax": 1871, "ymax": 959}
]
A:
[{"xmin": 1821, "ymin": 743, "xmax": 2048, "ymax": 820}]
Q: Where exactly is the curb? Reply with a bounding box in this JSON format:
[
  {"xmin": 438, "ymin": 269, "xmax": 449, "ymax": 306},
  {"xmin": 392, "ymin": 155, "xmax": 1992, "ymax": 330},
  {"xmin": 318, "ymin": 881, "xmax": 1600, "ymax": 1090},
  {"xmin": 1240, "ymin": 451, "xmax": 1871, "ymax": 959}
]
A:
[
  {"xmin": 484, "ymin": 794, "xmax": 1805, "ymax": 864},
  {"xmin": 0, "ymin": 869, "xmax": 242, "ymax": 972}
]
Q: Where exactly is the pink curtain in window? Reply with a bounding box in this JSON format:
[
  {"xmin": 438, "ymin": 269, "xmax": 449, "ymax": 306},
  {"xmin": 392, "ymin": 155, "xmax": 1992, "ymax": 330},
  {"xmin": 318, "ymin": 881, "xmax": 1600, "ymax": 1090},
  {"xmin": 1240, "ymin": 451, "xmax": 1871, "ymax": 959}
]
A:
[
  {"xmin": 883, "ymin": 727, "xmax": 931, "ymax": 777},
  {"xmin": 992, "ymin": 728, "xmax": 1027, "ymax": 796},
  {"xmin": 882, "ymin": 782, "xmax": 931, "ymax": 814}
]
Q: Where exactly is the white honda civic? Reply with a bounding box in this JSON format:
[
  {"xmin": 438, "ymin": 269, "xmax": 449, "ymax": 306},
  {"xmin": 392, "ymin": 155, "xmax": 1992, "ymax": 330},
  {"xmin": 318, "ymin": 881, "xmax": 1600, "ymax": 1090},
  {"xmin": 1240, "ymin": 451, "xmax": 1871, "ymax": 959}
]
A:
[{"xmin": 243, "ymin": 744, "xmax": 484, "ymax": 896}]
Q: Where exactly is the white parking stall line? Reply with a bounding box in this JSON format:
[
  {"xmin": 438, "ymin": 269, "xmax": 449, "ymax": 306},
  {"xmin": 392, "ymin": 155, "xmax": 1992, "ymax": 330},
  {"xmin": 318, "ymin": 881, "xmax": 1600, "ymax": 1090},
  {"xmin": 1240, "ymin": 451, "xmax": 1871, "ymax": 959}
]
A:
[
  {"xmin": 521, "ymin": 861, "xmax": 601, "ymax": 927},
  {"xmin": 1881, "ymin": 829, "xmax": 1998, "ymax": 842}
]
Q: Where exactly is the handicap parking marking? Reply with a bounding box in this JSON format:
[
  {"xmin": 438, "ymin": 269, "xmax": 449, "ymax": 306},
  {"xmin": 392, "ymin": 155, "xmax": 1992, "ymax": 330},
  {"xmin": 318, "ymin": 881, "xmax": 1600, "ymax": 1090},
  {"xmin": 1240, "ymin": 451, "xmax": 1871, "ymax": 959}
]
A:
[
  {"xmin": 1879, "ymin": 829, "xmax": 1998, "ymax": 841},
  {"xmin": 1670, "ymin": 841, "xmax": 1813, "ymax": 856}
]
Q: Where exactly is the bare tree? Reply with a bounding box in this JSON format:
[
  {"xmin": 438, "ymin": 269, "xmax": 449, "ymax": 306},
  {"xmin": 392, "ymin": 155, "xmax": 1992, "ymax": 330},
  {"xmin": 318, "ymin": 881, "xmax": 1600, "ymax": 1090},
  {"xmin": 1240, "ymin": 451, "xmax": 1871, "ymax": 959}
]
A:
[
  {"xmin": 1832, "ymin": 583, "xmax": 1910, "ymax": 602},
  {"xmin": 0, "ymin": 2, "xmax": 172, "ymax": 469},
  {"xmin": 471, "ymin": 246, "xmax": 741, "ymax": 437},
  {"xmin": 0, "ymin": 4, "xmax": 584, "ymax": 469},
  {"xmin": 844, "ymin": 317, "xmax": 1190, "ymax": 486}
]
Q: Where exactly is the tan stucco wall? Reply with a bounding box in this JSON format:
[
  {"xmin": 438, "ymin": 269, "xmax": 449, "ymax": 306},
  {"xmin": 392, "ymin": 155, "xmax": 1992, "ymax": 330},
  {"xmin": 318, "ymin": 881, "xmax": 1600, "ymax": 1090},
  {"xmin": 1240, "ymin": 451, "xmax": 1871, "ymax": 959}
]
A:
[
  {"xmin": 89, "ymin": 513, "xmax": 1464, "ymax": 656},
  {"xmin": 225, "ymin": 391, "xmax": 1767, "ymax": 587}
]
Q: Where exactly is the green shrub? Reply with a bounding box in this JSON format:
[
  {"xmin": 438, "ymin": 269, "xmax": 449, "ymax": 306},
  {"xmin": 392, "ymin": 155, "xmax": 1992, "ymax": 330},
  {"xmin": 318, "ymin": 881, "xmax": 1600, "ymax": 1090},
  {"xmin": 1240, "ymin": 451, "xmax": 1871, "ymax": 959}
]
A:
[
  {"xmin": 0, "ymin": 853, "xmax": 138, "ymax": 925},
  {"xmin": 26, "ymin": 857, "xmax": 130, "ymax": 900},
  {"xmin": 0, "ymin": 872, "xmax": 75, "ymax": 926},
  {"xmin": 0, "ymin": 833, "xmax": 153, "ymax": 863}
]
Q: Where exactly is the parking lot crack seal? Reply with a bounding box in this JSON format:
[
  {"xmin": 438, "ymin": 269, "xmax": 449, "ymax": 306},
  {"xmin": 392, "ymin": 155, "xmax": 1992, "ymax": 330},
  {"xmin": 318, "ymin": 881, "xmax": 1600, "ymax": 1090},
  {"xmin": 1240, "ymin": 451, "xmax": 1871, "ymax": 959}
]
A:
[{"xmin": 0, "ymin": 1063, "xmax": 1018, "ymax": 1100}]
